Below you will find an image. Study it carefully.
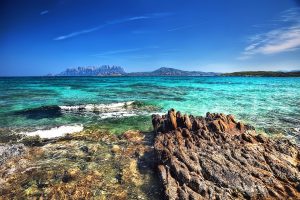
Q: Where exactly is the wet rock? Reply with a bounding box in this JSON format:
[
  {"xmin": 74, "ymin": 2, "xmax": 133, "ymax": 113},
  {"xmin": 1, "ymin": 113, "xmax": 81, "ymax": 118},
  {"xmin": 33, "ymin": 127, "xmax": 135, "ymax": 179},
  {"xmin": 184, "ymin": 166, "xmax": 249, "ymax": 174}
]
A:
[
  {"xmin": 62, "ymin": 170, "xmax": 72, "ymax": 183},
  {"xmin": 0, "ymin": 129, "xmax": 163, "ymax": 200},
  {"xmin": 14, "ymin": 105, "xmax": 62, "ymax": 119},
  {"xmin": 21, "ymin": 135, "xmax": 44, "ymax": 147},
  {"xmin": 80, "ymin": 145, "xmax": 89, "ymax": 153},
  {"xmin": 122, "ymin": 130, "xmax": 144, "ymax": 143},
  {"xmin": 0, "ymin": 144, "xmax": 26, "ymax": 165},
  {"xmin": 154, "ymin": 109, "xmax": 300, "ymax": 200}
]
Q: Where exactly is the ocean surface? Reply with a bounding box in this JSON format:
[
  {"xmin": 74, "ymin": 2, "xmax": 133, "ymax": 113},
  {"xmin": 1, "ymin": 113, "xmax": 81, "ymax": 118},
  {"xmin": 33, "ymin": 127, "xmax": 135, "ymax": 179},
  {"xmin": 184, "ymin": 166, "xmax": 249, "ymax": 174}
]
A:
[{"xmin": 1, "ymin": 76, "xmax": 300, "ymax": 141}]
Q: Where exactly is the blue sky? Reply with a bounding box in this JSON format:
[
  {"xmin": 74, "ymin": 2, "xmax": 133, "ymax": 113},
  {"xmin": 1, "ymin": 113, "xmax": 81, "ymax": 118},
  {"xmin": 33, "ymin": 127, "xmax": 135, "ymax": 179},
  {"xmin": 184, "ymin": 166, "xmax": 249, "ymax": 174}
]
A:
[{"xmin": 1, "ymin": 0, "xmax": 300, "ymax": 76}]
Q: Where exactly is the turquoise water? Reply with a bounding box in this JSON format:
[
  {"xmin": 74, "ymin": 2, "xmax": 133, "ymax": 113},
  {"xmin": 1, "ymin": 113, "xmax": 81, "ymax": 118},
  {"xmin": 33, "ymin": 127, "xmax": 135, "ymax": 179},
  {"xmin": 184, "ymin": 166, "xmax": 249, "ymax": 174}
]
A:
[{"xmin": 0, "ymin": 76, "xmax": 300, "ymax": 137}]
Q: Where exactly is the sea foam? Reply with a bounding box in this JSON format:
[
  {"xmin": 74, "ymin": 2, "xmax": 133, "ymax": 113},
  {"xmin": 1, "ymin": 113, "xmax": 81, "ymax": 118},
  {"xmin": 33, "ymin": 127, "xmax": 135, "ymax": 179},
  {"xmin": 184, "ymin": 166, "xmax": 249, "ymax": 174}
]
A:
[
  {"xmin": 20, "ymin": 124, "xmax": 83, "ymax": 139},
  {"xmin": 59, "ymin": 101, "xmax": 154, "ymax": 119},
  {"xmin": 59, "ymin": 101, "xmax": 135, "ymax": 112}
]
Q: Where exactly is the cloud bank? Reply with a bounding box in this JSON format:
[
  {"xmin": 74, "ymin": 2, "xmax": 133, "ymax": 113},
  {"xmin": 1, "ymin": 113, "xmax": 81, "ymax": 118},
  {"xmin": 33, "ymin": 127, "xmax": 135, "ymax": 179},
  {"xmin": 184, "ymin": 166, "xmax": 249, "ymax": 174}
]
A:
[{"xmin": 240, "ymin": 8, "xmax": 300, "ymax": 59}]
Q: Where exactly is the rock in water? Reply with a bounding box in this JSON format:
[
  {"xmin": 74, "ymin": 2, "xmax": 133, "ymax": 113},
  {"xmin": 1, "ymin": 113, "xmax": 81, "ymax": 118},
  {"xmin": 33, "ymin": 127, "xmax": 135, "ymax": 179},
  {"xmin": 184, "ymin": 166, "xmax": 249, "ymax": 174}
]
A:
[
  {"xmin": 0, "ymin": 144, "xmax": 26, "ymax": 165},
  {"xmin": 153, "ymin": 109, "xmax": 300, "ymax": 200}
]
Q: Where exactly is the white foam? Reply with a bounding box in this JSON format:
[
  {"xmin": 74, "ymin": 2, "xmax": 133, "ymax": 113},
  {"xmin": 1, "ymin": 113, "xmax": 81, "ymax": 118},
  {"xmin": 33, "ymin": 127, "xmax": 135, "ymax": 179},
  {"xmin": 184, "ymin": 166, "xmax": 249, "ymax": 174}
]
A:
[
  {"xmin": 59, "ymin": 101, "xmax": 134, "ymax": 112},
  {"xmin": 99, "ymin": 111, "xmax": 138, "ymax": 119},
  {"xmin": 21, "ymin": 124, "xmax": 83, "ymax": 139},
  {"xmin": 59, "ymin": 101, "xmax": 163, "ymax": 119}
]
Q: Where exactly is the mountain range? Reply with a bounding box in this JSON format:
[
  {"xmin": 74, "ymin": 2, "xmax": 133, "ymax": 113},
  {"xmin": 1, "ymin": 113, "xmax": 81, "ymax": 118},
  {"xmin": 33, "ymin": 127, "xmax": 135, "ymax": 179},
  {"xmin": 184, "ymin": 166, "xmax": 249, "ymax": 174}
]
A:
[
  {"xmin": 57, "ymin": 66, "xmax": 218, "ymax": 76},
  {"xmin": 58, "ymin": 66, "xmax": 126, "ymax": 76},
  {"xmin": 56, "ymin": 66, "xmax": 300, "ymax": 77}
]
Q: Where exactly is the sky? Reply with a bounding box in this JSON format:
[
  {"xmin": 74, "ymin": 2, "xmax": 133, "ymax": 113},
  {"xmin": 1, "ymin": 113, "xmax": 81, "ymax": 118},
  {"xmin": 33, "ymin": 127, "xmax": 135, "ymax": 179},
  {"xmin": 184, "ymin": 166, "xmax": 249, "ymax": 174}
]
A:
[{"xmin": 1, "ymin": 0, "xmax": 300, "ymax": 76}]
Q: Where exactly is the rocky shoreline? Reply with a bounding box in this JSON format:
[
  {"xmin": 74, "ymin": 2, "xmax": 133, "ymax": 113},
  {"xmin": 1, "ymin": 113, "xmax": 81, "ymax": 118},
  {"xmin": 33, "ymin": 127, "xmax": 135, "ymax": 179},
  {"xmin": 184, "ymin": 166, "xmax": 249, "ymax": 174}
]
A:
[
  {"xmin": 1, "ymin": 109, "xmax": 300, "ymax": 199},
  {"xmin": 0, "ymin": 129, "xmax": 163, "ymax": 199},
  {"xmin": 153, "ymin": 110, "xmax": 300, "ymax": 199}
]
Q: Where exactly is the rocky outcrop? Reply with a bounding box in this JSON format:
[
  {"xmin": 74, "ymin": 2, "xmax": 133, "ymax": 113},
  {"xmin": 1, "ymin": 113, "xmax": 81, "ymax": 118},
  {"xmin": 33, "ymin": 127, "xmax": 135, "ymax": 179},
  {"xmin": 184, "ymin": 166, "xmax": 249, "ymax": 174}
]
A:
[{"xmin": 153, "ymin": 109, "xmax": 300, "ymax": 200}]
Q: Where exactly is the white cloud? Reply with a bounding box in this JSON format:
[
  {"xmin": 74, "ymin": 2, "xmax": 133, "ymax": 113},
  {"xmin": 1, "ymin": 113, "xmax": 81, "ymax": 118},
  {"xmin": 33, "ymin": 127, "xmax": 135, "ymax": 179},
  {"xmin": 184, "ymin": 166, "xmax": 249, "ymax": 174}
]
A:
[
  {"xmin": 91, "ymin": 46, "xmax": 160, "ymax": 57},
  {"xmin": 54, "ymin": 26, "xmax": 102, "ymax": 40},
  {"xmin": 40, "ymin": 10, "xmax": 49, "ymax": 15},
  {"xmin": 54, "ymin": 12, "xmax": 172, "ymax": 40},
  {"xmin": 240, "ymin": 7, "xmax": 300, "ymax": 59}
]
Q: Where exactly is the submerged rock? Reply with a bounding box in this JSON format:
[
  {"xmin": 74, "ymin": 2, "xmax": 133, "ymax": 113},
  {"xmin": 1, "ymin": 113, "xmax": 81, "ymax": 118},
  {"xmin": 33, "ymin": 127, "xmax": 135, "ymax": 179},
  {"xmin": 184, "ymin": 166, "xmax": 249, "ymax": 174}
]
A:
[
  {"xmin": 0, "ymin": 144, "xmax": 26, "ymax": 165},
  {"xmin": 0, "ymin": 129, "xmax": 163, "ymax": 199},
  {"xmin": 153, "ymin": 109, "xmax": 300, "ymax": 200},
  {"xmin": 14, "ymin": 105, "xmax": 62, "ymax": 119}
]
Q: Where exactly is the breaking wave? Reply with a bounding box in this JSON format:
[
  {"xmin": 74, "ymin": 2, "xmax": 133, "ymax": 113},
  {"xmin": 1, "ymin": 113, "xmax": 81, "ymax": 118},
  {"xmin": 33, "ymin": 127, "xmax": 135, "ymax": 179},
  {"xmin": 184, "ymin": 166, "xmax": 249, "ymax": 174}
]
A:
[
  {"xmin": 20, "ymin": 124, "xmax": 83, "ymax": 139},
  {"xmin": 59, "ymin": 101, "xmax": 135, "ymax": 112}
]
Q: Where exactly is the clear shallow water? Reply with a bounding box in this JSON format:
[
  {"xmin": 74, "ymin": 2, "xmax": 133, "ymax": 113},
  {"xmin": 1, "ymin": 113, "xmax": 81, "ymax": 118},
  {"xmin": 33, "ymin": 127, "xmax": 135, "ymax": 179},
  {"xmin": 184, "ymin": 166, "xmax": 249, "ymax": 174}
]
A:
[{"xmin": 0, "ymin": 76, "xmax": 300, "ymax": 137}]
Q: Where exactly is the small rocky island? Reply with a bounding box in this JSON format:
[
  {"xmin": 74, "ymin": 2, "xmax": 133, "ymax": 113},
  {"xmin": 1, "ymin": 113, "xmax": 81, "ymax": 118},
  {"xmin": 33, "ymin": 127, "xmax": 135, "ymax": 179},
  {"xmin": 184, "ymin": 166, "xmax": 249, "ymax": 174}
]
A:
[{"xmin": 1, "ymin": 109, "xmax": 300, "ymax": 199}]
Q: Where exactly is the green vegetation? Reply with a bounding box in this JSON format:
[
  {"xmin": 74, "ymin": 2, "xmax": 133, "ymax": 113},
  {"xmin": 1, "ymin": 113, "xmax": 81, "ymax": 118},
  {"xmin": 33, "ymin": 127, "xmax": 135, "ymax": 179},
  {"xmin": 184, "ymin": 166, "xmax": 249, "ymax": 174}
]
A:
[{"xmin": 223, "ymin": 71, "xmax": 300, "ymax": 77}]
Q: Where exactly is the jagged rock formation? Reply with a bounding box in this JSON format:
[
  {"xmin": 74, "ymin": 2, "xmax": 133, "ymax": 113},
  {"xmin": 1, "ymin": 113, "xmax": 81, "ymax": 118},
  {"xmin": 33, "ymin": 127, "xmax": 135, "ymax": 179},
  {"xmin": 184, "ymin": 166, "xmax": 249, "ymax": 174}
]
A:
[
  {"xmin": 58, "ymin": 65, "xmax": 126, "ymax": 76},
  {"xmin": 55, "ymin": 66, "xmax": 219, "ymax": 77},
  {"xmin": 153, "ymin": 109, "xmax": 300, "ymax": 200}
]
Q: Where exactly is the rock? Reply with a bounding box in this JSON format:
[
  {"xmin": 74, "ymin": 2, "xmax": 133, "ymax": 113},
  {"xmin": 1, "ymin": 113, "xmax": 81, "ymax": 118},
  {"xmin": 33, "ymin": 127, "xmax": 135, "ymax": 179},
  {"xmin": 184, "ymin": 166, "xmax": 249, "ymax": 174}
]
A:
[
  {"xmin": 62, "ymin": 170, "xmax": 72, "ymax": 183},
  {"xmin": 111, "ymin": 145, "xmax": 121, "ymax": 153},
  {"xmin": 122, "ymin": 130, "xmax": 144, "ymax": 143},
  {"xmin": 121, "ymin": 159, "xmax": 143, "ymax": 186},
  {"xmin": 80, "ymin": 145, "xmax": 89, "ymax": 153},
  {"xmin": 184, "ymin": 114, "xmax": 192, "ymax": 130},
  {"xmin": 0, "ymin": 144, "xmax": 26, "ymax": 165},
  {"xmin": 15, "ymin": 105, "xmax": 62, "ymax": 119},
  {"xmin": 21, "ymin": 135, "xmax": 43, "ymax": 147},
  {"xmin": 153, "ymin": 109, "xmax": 300, "ymax": 200},
  {"xmin": 168, "ymin": 109, "xmax": 177, "ymax": 129}
]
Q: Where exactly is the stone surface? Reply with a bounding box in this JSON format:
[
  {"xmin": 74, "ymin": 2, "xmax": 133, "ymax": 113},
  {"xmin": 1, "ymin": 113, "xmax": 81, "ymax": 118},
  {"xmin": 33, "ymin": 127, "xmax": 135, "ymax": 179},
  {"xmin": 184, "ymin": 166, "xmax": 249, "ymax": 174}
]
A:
[
  {"xmin": 153, "ymin": 109, "xmax": 300, "ymax": 200},
  {"xmin": 0, "ymin": 144, "xmax": 26, "ymax": 165},
  {"xmin": 0, "ymin": 130, "xmax": 163, "ymax": 199}
]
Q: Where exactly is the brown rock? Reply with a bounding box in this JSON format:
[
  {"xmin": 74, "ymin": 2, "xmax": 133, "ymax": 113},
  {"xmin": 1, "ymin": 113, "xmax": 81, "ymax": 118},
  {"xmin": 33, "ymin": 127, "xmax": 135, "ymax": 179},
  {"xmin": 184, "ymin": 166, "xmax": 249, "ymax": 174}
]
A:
[
  {"xmin": 184, "ymin": 114, "xmax": 192, "ymax": 130},
  {"xmin": 153, "ymin": 110, "xmax": 300, "ymax": 200},
  {"xmin": 111, "ymin": 145, "xmax": 121, "ymax": 153},
  {"xmin": 168, "ymin": 109, "xmax": 177, "ymax": 129}
]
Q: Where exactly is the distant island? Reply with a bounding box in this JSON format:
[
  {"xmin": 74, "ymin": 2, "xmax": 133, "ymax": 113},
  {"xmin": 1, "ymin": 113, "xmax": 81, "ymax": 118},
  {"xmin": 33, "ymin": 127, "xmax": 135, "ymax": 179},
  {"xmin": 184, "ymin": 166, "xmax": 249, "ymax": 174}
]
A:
[
  {"xmin": 56, "ymin": 66, "xmax": 218, "ymax": 77},
  {"xmin": 58, "ymin": 65, "xmax": 126, "ymax": 76},
  {"xmin": 55, "ymin": 66, "xmax": 300, "ymax": 77},
  {"xmin": 223, "ymin": 71, "xmax": 300, "ymax": 77},
  {"xmin": 126, "ymin": 67, "xmax": 218, "ymax": 76}
]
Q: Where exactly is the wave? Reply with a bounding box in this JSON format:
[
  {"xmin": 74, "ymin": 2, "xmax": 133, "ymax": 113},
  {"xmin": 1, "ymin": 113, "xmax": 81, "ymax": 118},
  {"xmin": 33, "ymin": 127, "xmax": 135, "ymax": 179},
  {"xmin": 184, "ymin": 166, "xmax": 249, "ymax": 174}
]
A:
[
  {"xmin": 20, "ymin": 124, "xmax": 83, "ymax": 139},
  {"xmin": 59, "ymin": 101, "xmax": 135, "ymax": 112},
  {"xmin": 59, "ymin": 101, "xmax": 162, "ymax": 119},
  {"xmin": 14, "ymin": 101, "xmax": 161, "ymax": 120}
]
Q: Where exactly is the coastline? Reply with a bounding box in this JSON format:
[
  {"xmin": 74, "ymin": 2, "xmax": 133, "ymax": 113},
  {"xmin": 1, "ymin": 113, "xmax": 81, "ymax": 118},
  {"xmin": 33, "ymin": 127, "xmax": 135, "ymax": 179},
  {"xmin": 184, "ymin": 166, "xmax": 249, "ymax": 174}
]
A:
[{"xmin": 1, "ymin": 109, "xmax": 300, "ymax": 199}]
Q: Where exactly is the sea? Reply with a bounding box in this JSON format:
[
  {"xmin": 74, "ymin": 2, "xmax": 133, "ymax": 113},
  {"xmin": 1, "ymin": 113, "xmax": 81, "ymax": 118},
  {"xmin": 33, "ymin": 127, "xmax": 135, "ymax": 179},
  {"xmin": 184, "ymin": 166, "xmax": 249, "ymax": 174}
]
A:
[{"xmin": 1, "ymin": 76, "xmax": 300, "ymax": 142}]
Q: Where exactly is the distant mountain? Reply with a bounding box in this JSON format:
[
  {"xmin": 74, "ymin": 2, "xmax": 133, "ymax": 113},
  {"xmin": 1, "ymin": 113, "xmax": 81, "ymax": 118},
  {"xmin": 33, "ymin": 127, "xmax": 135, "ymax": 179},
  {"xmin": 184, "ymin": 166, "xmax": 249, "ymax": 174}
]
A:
[
  {"xmin": 222, "ymin": 71, "xmax": 300, "ymax": 77},
  {"xmin": 58, "ymin": 65, "xmax": 126, "ymax": 76},
  {"xmin": 127, "ymin": 67, "xmax": 218, "ymax": 76}
]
